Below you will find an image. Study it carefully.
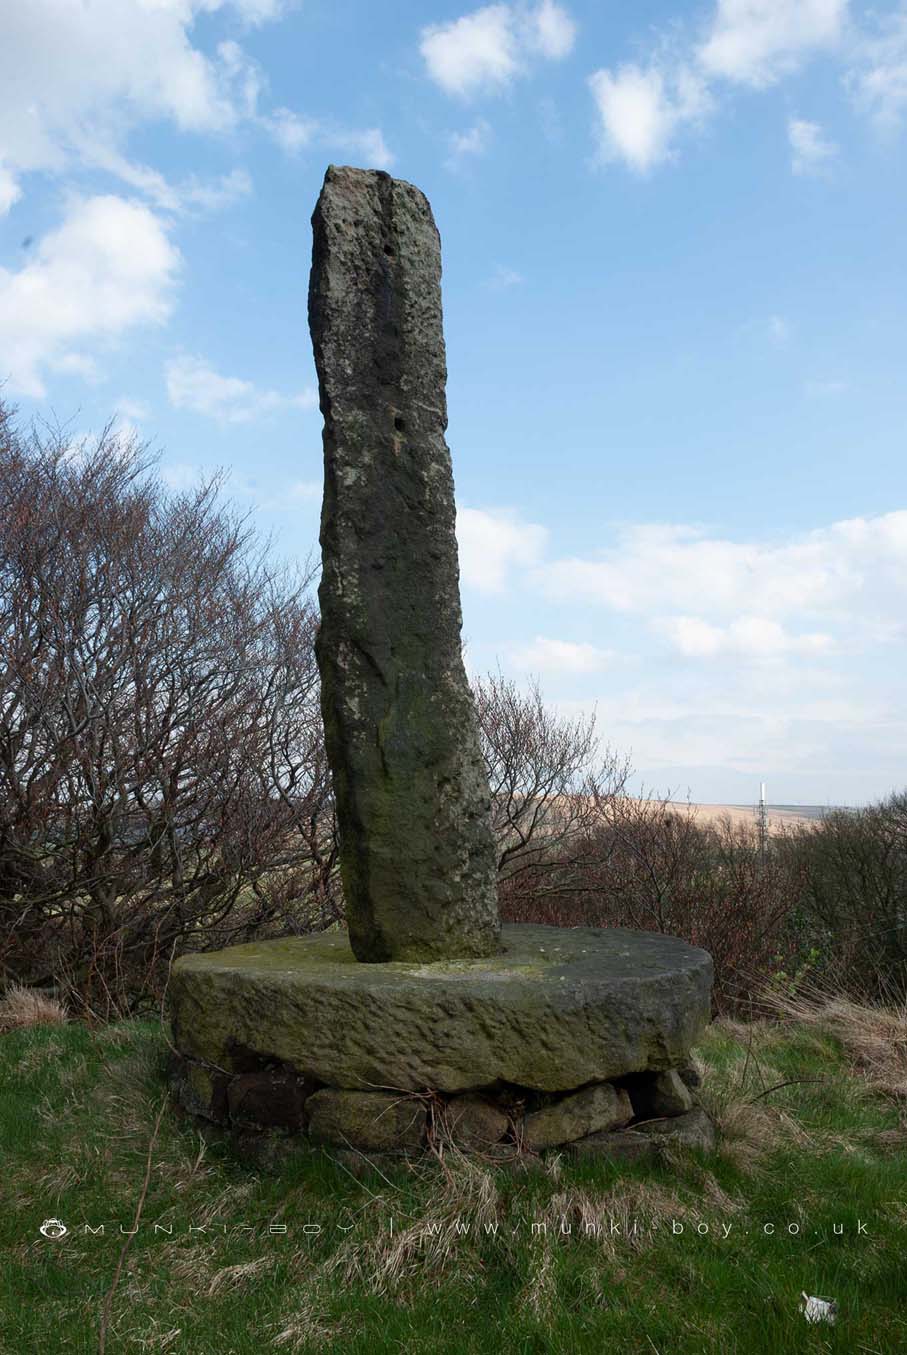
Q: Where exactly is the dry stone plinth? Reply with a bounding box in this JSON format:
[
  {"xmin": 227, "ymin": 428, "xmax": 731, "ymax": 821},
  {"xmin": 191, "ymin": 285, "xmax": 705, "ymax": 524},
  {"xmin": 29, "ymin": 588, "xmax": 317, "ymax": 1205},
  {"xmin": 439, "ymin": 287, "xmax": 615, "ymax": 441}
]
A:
[
  {"xmin": 522, "ymin": 1082, "xmax": 633, "ymax": 1151},
  {"xmin": 309, "ymin": 164, "xmax": 499, "ymax": 963},
  {"xmin": 169, "ymin": 924, "xmax": 712, "ymax": 1094},
  {"xmin": 306, "ymin": 1089, "xmax": 426, "ymax": 1151}
]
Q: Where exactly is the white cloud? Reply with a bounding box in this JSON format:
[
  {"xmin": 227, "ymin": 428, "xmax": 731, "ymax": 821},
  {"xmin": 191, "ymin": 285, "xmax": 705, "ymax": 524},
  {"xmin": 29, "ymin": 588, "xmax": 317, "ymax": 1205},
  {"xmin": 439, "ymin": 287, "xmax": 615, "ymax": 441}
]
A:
[
  {"xmin": 659, "ymin": 614, "xmax": 833, "ymax": 658},
  {"xmin": 52, "ymin": 353, "xmax": 102, "ymax": 382},
  {"xmin": 181, "ymin": 167, "xmax": 253, "ymax": 213},
  {"xmin": 331, "ymin": 127, "xmax": 394, "ymax": 171},
  {"xmin": 848, "ymin": 8, "xmax": 907, "ymax": 130},
  {"xmin": 788, "ymin": 116, "xmax": 838, "ymax": 173},
  {"xmin": 698, "ymin": 0, "xmax": 848, "ymax": 87},
  {"xmin": 0, "ymin": 3, "xmax": 273, "ymax": 184},
  {"xmin": 457, "ymin": 506, "xmax": 548, "ymax": 593},
  {"xmin": 116, "ymin": 397, "xmax": 151, "ymax": 424},
  {"xmin": 0, "ymin": 195, "xmax": 180, "ymax": 398},
  {"xmin": 222, "ymin": 0, "xmax": 287, "ymax": 24},
  {"xmin": 422, "ymin": 6, "xmax": 520, "ymax": 96},
  {"xmin": 588, "ymin": 63, "xmax": 711, "ymax": 173},
  {"xmin": 265, "ymin": 108, "xmax": 319, "ymax": 154},
  {"xmin": 590, "ymin": 0, "xmax": 855, "ymax": 175},
  {"xmin": 446, "ymin": 120, "xmax": 492, "ymax": 166},
  {"xmin": 92, "ymin": 153, "xmax": 253, "ymax": 215},
  {"xmin": 166, "ymin": 354, "xmax": 317, "ymax": 423},
  {"xmin": 421, "ymin": 2, "xmax": 575, "ymax": 98},
  {"xmin": 486, "ymin": 264, "xmax": 524, "ymax": 289},
  {"xmin": 512, "ymin": 635, "xmax": 614, "ymax": 673},
  {"xmin": 0, "ymin": 163, "xmax": 20, "ymax": 216},
  {"xmin": 263, "ymin": 111, "xmax": 394, "ymax": 169},
  {"xmin": 216, "ymin": 38, "xmax": 264, "ymax": 119},
  {"xmin": 769, "ymin": 313, "xmax": 790, "ymax": 344},
  {"xmin": 530, "ymin": 0, "xmax": 578, "ymax": 59},
  {"xmin": 538, "ymin": 514, "xmax": 907, "ymax": 651}
]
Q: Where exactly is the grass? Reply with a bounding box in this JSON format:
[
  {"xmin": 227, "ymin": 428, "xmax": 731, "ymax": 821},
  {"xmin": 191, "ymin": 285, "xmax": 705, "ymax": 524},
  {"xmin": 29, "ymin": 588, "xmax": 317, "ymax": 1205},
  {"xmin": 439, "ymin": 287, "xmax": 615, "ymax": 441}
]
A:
[{"xmin": 2, "ymin": 998, "xmax": 907, "ymax": 1354}]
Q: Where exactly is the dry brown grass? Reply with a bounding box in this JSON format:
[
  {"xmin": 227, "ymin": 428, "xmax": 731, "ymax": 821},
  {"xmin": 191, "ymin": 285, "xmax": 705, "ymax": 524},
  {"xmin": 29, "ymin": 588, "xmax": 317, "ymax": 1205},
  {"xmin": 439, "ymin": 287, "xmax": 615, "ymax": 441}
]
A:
[
  {"xmin": 315, "ymin": 1147, "xmax": 503, "ymax": 1297},
  {"xmin": 695, "ymin": 1024, "xmax": 821, "ymax": 1172},
  {"xmin": 0, "ymin": 983, "xmax": 67, "ymax": 1032},
  {"xmin": 271, "ymin": 1297, "xmax": 347, "ymax": 1351},
  {"xmin": 760, "ymin": 985, "xmax": 907, "ymax": 1100},
  {"xmin": 206, "ymin": 1254, "xmax": 276, "ymax": 1297}
]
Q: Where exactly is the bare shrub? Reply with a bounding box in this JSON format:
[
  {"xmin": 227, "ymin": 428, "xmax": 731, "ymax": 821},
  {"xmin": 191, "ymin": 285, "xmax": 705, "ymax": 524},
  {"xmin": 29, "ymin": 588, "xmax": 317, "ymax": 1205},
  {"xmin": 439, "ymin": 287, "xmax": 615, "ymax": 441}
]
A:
[
  {"xmin": 783, "ymin": 791, "xmax": 907, "ymax": 1000},
  {"xmin": 473, "ymin": 672, "xmax": 629, "ymax": 902},
  {"xmin": 500, "ymin": 788, "xmax": 801, "ymax": 1011},
  {"xmin": 0, "ymin": 404, "xmax": 335, "ymax": 1014}
]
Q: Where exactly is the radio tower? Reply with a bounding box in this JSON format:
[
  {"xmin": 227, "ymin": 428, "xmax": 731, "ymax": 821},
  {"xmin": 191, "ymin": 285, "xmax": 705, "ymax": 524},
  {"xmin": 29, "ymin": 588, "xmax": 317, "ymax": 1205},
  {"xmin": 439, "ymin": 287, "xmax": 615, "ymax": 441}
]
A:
[{"xmin": 757, "ymin": 782, "xmax": 768, "ymax": 863}]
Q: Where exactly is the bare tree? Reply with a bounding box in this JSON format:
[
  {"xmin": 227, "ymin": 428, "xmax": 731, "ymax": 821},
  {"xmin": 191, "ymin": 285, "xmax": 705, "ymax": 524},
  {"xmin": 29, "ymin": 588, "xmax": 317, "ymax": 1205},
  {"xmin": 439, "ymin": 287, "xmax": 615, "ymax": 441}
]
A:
[
  {"xmin": 473, "ymin": 671, "xmax": 629, "ymax": 887},
  {"xmin": 0, "ymin": 405, "xmax": 335, "ymax": 1013}
]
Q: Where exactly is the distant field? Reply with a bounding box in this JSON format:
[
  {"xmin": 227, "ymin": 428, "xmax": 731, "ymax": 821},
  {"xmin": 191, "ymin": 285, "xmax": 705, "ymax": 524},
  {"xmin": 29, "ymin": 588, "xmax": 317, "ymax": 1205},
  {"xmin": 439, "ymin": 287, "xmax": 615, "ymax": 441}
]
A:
[{"xmin": 664, "ymin": 802, "xmax": 832, "ymax": 833}]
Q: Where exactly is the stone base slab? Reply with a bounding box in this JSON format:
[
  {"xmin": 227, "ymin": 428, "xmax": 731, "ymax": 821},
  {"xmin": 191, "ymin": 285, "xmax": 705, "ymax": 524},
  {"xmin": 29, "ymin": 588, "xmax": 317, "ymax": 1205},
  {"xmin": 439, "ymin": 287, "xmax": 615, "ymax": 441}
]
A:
[{"xmin": 169, "ymin": 923, "xmax": 712, "ymax": 1094}]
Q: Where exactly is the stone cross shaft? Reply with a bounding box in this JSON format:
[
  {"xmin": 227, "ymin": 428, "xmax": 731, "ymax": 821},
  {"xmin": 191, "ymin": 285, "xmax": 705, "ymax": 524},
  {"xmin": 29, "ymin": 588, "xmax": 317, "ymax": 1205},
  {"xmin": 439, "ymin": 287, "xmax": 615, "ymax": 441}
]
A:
[{"xmin": 308, "ymin": 165, "xmax": 501, "ymax": 963}]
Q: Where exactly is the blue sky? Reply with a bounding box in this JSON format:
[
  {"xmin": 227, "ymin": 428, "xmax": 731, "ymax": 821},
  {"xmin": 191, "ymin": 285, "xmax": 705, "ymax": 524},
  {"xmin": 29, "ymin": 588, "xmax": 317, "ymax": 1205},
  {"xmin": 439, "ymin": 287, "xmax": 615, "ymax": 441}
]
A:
[{"xmin": 1, "ymin": 0, "xmax": 905, "ymax": 806}]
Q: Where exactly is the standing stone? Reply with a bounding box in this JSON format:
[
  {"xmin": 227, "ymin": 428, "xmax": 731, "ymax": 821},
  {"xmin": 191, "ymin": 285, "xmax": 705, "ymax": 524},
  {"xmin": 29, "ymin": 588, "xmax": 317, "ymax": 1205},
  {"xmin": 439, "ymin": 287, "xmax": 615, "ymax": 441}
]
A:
[{"xmin": 308, "ymin": 165, "xmax": 501, "ymax": 963}]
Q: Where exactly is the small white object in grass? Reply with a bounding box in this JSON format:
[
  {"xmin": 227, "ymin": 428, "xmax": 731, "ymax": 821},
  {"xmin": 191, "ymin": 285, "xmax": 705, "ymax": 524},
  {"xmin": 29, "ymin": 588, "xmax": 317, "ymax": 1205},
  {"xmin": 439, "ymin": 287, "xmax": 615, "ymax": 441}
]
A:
[{"xmin": 800, "ymin": 1293, "xmax": 837, "ymax": 1324}]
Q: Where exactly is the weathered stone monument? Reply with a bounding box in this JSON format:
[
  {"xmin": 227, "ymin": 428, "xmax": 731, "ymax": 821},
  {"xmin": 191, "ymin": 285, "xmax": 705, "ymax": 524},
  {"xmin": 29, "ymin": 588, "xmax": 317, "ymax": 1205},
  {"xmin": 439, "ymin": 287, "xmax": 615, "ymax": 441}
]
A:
[
  {"xmin": 168, "ymin": 166, "xmax": 715, "ymax": 1161},
  {"xmin": 309, "ymin": 166, "xmax": 499, "ymax": 964}
]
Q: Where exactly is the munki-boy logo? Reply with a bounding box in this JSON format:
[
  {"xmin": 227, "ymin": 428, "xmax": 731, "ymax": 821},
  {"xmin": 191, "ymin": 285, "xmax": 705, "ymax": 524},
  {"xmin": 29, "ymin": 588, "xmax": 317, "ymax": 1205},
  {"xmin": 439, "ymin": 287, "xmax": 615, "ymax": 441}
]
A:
[{"xmin": 39, "ymin": 1218, "xmax": 68, "ymax": 1239}]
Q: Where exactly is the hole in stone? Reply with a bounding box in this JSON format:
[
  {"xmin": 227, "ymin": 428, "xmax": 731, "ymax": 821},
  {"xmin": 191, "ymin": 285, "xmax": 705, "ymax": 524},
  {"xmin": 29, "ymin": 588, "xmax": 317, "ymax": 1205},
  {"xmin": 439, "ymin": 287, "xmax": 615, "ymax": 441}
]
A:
[
  {"xmin": 383, "ymin": 243, "xmax": 395, "ymax": 257},
  {"xmin": 394, "ymin": 415, "xmax": 405, "ymax": 432}
]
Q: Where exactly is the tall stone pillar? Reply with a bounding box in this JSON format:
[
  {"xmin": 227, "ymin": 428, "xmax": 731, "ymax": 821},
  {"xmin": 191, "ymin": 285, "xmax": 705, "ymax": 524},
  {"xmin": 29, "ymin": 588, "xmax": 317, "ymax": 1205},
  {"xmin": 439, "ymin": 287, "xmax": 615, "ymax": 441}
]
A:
[{"xmin": 308, "ymin": 165, "xmax": 501, "ymax": 963}]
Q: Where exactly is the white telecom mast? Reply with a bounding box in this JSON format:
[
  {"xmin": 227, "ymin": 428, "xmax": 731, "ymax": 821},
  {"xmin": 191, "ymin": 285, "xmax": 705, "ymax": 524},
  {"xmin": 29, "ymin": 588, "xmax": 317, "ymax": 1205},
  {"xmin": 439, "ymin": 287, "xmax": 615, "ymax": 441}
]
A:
[{"xmin": 757, "ymin": 782, "xmax": 768, "ymax": 861}]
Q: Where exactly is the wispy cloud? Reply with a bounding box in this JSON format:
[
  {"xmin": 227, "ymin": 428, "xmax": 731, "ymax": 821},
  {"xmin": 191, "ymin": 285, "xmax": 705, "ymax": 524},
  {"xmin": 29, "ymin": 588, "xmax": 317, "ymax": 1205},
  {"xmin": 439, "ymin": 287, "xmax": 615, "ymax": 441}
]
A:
[
  {"xmin": 847, "ymin": 7, "xmax": 907, "ymax": 130},
  {"xmin": 788, "ymin": 116, "xmax": 838, "ymax": 174},
  {"xmin": 537, "ymin": 512, "xmax": 907, "ymax": 661},
  {"xmin": 262, "ymin": 110, "xmax": 394, "ymax": 169},
  {"xmin": 485, "ymin": 263, "xmax": 524, "ymax": 289},
  {"xmin": 446, "ymin": 119, "xmax": 492, "ymax": 168},
  {"xmin": 512, "ymin": 635, "xmax": 615, "ymax": 673},
  {"xmin": 165, "ymin": 354, "xmax": 317, "ymax": 424},
  {"xmin": 588, "ymin": 0, "xmax": 855, "ymax": 175},
  {"xmin": 457, "ymin": 505, "xmax": 548, "ymax": 593}
]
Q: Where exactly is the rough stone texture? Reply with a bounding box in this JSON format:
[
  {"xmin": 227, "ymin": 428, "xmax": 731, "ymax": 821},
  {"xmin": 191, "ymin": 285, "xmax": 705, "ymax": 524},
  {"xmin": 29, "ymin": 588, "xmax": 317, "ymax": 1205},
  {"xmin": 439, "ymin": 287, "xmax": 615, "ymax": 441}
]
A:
[
  {"xmin": 308, "ymin": 165, "xmax": 499, "ymax": 963},
  {"xmin": 179, "ymin": 1062, "xmax": 229, "ymax": 1123},
  {"xmin": 635, "ymin": 1108, "xmax": 717, "ymax": 1153},
  {"xmin": 227, "ymin": 1071, "xmax": 315, "ymax": 1132},
  {"xmin": 306, "ymin": 1088, "xmax": 426, "ymax": 1151},
  {"xmin": 169, "ymin": 923, "xmax": 713, "ymax": 1093},
  {"xmin": 678, "ymin": 1063, "xmax": 702, "ymax": 1090},
  {"xmin": 522, "ymin": 1083, "xmax": 633, "ymax": 1151},
  {"xmin": 621, "ymin": 1069, "xmax": 694, "ymax": 1120},
  {"xmin": 442, "ymin": 1094, "xmax": 509, "ymax": 1149},
  {"xmin": 568, "ymin": 1130, "xmax": 658, "ymax": 1164}
]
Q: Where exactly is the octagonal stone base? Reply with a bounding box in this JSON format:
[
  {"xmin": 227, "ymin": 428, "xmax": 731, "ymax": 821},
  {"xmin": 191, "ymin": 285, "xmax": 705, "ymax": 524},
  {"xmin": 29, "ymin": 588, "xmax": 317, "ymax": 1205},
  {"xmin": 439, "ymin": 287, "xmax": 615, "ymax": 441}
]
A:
[{"xmin": 170, "ymin": 923, "xmax": 711, "ymax": 1100}]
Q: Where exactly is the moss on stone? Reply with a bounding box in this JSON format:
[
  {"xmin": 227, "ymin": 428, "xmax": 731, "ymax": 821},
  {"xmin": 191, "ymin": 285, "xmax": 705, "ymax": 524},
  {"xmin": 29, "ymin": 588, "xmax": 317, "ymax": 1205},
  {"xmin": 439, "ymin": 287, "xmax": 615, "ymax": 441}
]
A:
[{"xmin": 169, "ymin": 923, "xmax": 713, "ymax": 1094}]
